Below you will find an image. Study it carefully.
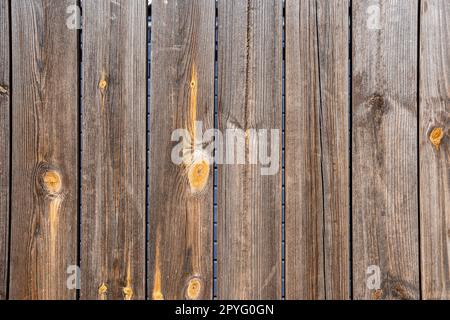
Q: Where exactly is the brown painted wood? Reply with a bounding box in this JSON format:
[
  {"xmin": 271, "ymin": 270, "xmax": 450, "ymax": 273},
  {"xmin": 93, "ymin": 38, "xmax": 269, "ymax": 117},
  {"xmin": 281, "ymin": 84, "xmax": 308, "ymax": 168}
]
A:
[
  {"xmin": 81, "ymin": 0, "xmax": 147, "ymax": 300},
  {"xmin": 148, "ymin": 0, "xmax": 215, "ymax": 300},
  {"xmin": 420, "ymin": 0, "xmax": 450, "ymax": 300},
  {"xmin": 285, "ymin": 0, "xmax": 350, "ymax": 300},
  {"xmin": 0, "ymin": 0, "xmax": 10, "ymax": 300},
  {"xmin": 217, "ymin": 0, "xmax": 282, "ymax": 299},
  {"xmin": 9, "ymin": 0, "xmax": 78, "ymax": 300},
  {"xmin": 352, "ymin": 0, "xmax": 420, "ymax": 300}
]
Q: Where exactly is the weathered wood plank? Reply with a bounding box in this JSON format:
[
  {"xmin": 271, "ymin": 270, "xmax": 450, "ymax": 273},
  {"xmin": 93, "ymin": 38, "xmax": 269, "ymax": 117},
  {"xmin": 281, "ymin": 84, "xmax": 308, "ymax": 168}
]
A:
[
  {"xmin": 9, "ymin": 0, "xmax": 78, "ymax": 299},
  {"xmin": 0, "ymin": 0, "xmax": 10, "ymax": 300},
  {"xmin": 285, "ymin": 0, "xmax": 350, "ymax": 300},
  {"xmin": 420, "ymin": 0, "xmax": 450, "ymax": 300},
  {"xmin": 352, "ymin": 0, "xmax": 420, "ymax": 299},
  {"xmin": 217, "ymin": 0, "xmax": 282, "ymax": 299},
  {"xmin": 148, "ymin": 0, "xmax": 215, "ymax": 300},
  {"xmin": 81, "ymin": 0, "xmax": 147, "ymax": 300}
]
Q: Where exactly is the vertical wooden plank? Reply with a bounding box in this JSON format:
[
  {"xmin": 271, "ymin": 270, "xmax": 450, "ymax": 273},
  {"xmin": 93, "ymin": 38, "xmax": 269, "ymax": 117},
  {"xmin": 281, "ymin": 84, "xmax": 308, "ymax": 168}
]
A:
[
  {"xmin": 352, "ymin": 0, "xmax": 420, "ymax": 299},
  {"xmin": 420, "ymin": 0, "xmax": 450, "ymax": 300},
  {"xmin": 0, "ymin": 0, "xmax": 10, "ymax": 300},
  {"xmin": 81, "ymin": 0, "xmax": 147, "ymax": 300},
  {"xmin": 285, "ymin": 0, "xmax": 350, "ymax": 300},
  {"xmin": 217, "ymin": 0, "xmax": 282, "ymax": 299},
  {"xmin": 148, "ymin": 0, "xmax": 215, "ymax": 300},
  {"xmin": 318, "ymin": 0, "xmax": 350, "ymax": 300},
  {"xmin": 286, "ymin": 0, "xmax": 324, "ymax": 299},
  {"xmin": 10, "ymin": 0, "xmax": 78, "ymax": 299}
]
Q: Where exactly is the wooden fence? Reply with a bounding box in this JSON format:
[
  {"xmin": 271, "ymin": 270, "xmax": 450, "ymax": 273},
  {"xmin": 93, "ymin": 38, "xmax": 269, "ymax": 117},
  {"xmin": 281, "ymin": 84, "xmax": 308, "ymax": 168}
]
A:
[{"xmin": 0, "ymin": 0, "xmax": 448, "ymax": 300}]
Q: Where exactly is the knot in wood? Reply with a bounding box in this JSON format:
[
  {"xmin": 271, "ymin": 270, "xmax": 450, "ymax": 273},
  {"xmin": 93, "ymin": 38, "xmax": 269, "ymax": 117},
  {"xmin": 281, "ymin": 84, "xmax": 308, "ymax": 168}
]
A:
[
  {"xmin": 0, "ymin": 85, "xmax": 8, "ymax": 95},
  {"xmin": 185, "ymin": 277, "xmax": 202, "ymax": 300},
  {"xmin": 98, "ymin": 79, "xmax": 108, "ymax": 91},
  {"xmin": 372, "ymin": 289, "xmax": 383, "ymax": 300},
  {"xmin": 188, "ymin": 160, "xmax": 209, "ymax": 193},
  {"xmin": 98, "ymin": 283, "xmax": 108, "ymax": 296},
  {"xmin": 430, "ymin": 127, "xmax": 444, "ymax": 151},
  {"xmin": 42, "ymin": 170, "xmax": 62, "ymax": 194},
  {"xmin": 36, "ymin": 162, "xmax": 63, "ymax": 198},
  {"xmin": 152, "ymin": 291, "xmax": 164, "ymax": 300},
  {"xmin": 123, "ymin": 286, "xmax": 133, "ymax": 300},
  {"xmin": 368, "ymin": 94, "xmax": 385, "ymax": 109}
]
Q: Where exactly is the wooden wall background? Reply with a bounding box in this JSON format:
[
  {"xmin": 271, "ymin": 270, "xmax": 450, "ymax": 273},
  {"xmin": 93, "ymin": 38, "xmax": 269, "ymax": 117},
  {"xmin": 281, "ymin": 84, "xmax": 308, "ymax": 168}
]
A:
[{"xmin": 0, "ymin": 0, "xmax": 448, "ymax": 300}]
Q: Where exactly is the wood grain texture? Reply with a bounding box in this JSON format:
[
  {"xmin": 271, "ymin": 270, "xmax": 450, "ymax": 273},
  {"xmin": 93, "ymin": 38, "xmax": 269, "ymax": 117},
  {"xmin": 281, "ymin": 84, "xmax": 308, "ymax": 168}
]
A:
[
  {"xmin": 352, "ymin": 0, "xmax": 420, "ymax": 299},
  {"xmin": 217, "ymin": 0, "xmax": 282, "ymax": 299},
  {"xmin": 9, "ymin": 0, "xmax": 78, "ymax": 299},
  {"xmin": 148, "ymin": 0, "xmax": 215, "ymax": 300},
  {"xmin": 419, "ymin": 0, "xmax": 450, "ymax": 300},
  {"xmin": 285, "ymin": 0, "xmax": 350, "ymax": 300},
  {"xmin": 81, "ymin": 0, "xmax": 147, "ymax": 300},
  {"xmin": 0, "ymin": 0, "xmax": 10, "ymax": 300}
]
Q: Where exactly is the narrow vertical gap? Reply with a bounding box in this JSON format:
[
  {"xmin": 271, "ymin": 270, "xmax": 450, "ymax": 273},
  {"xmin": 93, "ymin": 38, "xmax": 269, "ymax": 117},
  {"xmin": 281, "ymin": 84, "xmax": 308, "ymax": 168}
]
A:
[
  {"xmin": 76, "ymin": 0, "xmax": 83, "ymax": 301},
  {"xmin": 6, "ymin": 0, "xmax": 13, "ymax": 301},
  {"xmin": 417, "ymin": 0, "xmax": 422, "ymax": 300},
  {"xmin": 314, "ymin": 0, "xmax": 327, "ymax": 299},
  {"xmin": 348, "ymin": 0, "xmax": 353, "ymax": 300},
  {"xmin": 213, "ymin": 0, "xmax": 218, "ymax": 300},
  {"xmin": 281, "ymin": 0, "xmax": 286, "ymax": 301},
  {"xmin": 146, "ymin": 1, "xmax": 152, "ymax": 301}
]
